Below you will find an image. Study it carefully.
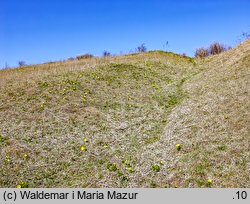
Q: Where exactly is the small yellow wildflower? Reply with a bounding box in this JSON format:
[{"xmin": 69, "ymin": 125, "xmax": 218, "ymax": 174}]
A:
[
  {"xmin": 5, "ymin": 156, "xmax": 10, "ymax": 163},
  {"xmin": 176, "ymin": 143, "xmax": 181, "ymax": 151},
  {"xmin": 207, "ymin": 179, "xmax": 213, "ymax": 184},
  {"xmin": 83, "ymin": 95, "xmax": 87, "ymax": 102},
  {"xmin": 127, "ymin": 167, "xmax": 135, "ymax": 173},
  {"xmin": 160, "ymin": 160, "xmax": 164, "ymax": 165},
  {"xmin": 83, "ymin": 138, "xmax": 89, "ymax": 143},
  {"xmin": 80, "ymin": 145, "xmax": 87, "ymax": 151},
  {"xmin": 24, "ymin": 153, "xmax": 28, "ymax": 158},
  {"xmin": 16, "ymin": 184, "xmax": 22, "ymax": 188},
  {"xmin": 123, "ymin": 160, "xmax": 131, "ymax": 167},
  {"xmin": 17, "ymin": 181, "xmax": 28, "ymax": 188},
  {"xmin": 103, "ymin": 143, "xmax": 108, "ymax": 148}
]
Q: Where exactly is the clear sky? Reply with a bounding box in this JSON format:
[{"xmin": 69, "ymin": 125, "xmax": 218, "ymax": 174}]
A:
[{"xmin": 0, "ymin": 0, "xmax": 250, "ymax": 68}]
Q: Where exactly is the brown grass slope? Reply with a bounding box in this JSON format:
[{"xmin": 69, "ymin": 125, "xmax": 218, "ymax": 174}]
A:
[
  {"xmin": 0, "ymin": 40, "xmax": 249, "ymax": 187},
  {"xmin": 157, "ymin": 40, "xmax": 250, "ymax": 187}
]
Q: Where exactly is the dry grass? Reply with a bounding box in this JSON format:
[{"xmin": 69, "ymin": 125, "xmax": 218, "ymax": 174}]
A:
[{"xmin": 0, "ymin": 40, "xmax": 249, "ymax": 187}]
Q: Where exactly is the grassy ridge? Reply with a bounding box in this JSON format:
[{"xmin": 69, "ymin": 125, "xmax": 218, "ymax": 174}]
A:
[{"xmin": 0, "ymin": 41, "xmax": 249, "ymax": 187}]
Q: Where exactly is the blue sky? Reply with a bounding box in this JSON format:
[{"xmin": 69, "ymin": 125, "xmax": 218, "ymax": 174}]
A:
[{"xmin": 0, "ymin": 0, "xmax": 250, "ymax": 68}]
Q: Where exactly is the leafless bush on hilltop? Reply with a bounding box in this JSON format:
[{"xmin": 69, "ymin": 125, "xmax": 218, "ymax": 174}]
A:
[
  {"xmin": 195, "ymin": 47, "xmax": 209, "ymax": 58},
  {"xmin": 195, "ymin": 42, "xmax": 230, "ymax": 58},
  {"xmin": 103, "ymin": 51, "xmax": 111, "ymax": 57},
  {"xmin": 136, "ymin": 43, "xmax": 147, "ymax": 53},
  {"xmin": 209, "ymin": 42, "xmax": 227, "ymax": 55},
  {"xmin": 18, "ymin": 61, "xmax": 26, "ymax": 67}
]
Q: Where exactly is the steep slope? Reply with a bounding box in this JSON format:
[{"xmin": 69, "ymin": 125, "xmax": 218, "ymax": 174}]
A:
[
  {"xmin": 0, "ymin": 40, "xmax": 249, "ymax": 187},
  {"xmin": 149, "ymin": 40, "xmax": 250, "ymax": 187}
]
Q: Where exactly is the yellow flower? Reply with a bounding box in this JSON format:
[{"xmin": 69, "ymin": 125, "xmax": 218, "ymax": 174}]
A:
[
  {"xmin": 17, "ymin": 181, "xmax": 28, "ymax": 188},
  {"xmin": 176, "ymin": 144, "xmax": 181, "ymax": 151},
  {"xmin": 127, "ymin": 167, "xmax": 135, "ymax": 173},
  {"xmin": 5, "ymin": 156, "xmax": 10, "ymax": 162},
  {"xmin": 83, "ymin": 138, "xmax": 89, "ymax": 143},
  {"xmin": 24, "ymin": 153, "xmax": 28, "ymax": 158},
  {"xmin": 16, "ymin": 184, "xmax": 22, "ymax": 188},
  {"xmin": 160, "ymin": 160, "xmax": 164, "ymax": 165},
  {"xmin": 103, "ymin": 143, "xmax": 108, "ymax": 148},
  {"xmin": 207, "ymin": 179, "xmax": 213, "ymax": 184},
  {"xmin": 123, "ymin": 160, "xmax": 131, "ymax": 167},
  {"xmin": 80, "ymin": 145, "xmax": 87, "ymax": 151}
]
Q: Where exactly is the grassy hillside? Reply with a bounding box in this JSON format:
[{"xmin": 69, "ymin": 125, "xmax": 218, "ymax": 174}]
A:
[{"xmin": 0, "ymin": 40, "xmax": 249, "ymax": 188}]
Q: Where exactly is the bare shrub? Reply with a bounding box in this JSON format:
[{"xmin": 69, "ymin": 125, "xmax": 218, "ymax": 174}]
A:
[
  {"xmin": 18, "ymin": 61, "xmax": 26, "ymax": 67},
  {"xmin": 195, "ymin": 42, "xmax": 230, "ymax": 58},
  {"xmin": 136, "ymin": 43, "xmax": 147, "ymax": 53},
  {"xmin": 195, "ymin": 48, "xmax": 209, "ymax": 58},
  {"xmin": 209, "ymin": 42, "xmax": 227, "ymax": 55},
  {"xmin": 103, "ymin": 51, "xmax": 111, "ymax": 57},
  {"xmin": 76, "ymin": 54, "xmax": 93, "ymax": 60},
  {"xmin": 68, "ymin": 57, "xmax": 75, "ymax": 61}
]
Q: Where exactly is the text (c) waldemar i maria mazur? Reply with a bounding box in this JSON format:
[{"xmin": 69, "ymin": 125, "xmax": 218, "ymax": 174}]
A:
[{"xmin": 19, "ymin": 190, "xmax": 139, "ymax": 200}]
